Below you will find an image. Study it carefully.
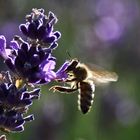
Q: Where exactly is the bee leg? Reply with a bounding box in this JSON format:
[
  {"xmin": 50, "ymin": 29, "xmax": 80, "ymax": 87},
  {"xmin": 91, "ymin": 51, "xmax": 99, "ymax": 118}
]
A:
[
  {"xmin": 55, "ymin": 78, "xmax": 76, "ymax": 83},
  {"xmin": 65, "ymin": 78, "xmax": 77, "ymax": 82},
  {"xmin": 50, "ymin": 85, "xmax": 78, "ymax": 93}
]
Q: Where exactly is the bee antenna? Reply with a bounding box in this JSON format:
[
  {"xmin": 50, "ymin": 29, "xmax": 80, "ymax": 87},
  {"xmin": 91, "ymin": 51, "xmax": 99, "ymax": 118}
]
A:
[
  {"xmin": 66, "ymin": 50, "xmax": 79, "ymax": 62},
  {"xmin": 66, "ymin": 50, "xmax": 72, "ymax": 59}
]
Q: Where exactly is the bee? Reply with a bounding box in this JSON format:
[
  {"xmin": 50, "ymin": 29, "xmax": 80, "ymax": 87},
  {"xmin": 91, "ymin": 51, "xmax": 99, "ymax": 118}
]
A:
[{"xmin": 50, "ymin": 59, "xmax": 118, "ymax": 114}]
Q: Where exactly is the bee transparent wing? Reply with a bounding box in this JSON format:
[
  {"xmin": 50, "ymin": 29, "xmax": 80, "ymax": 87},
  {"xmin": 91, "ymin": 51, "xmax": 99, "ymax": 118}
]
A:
[{"xmin": 86, "ymin": 64, "xmax": 118, "ymax": 85}]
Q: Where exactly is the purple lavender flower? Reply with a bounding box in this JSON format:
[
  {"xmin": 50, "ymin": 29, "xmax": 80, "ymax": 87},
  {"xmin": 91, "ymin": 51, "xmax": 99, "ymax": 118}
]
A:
[
  {"xmin": 0, "ymin": 107, "xmax": 34, "ymax": 132},
  {"xmin": 0, "ymin": 35, "xmax": 71, "ymax": 84},
  {"xmin": 0, "ymin": 72, "xmax": 40, "ymax": 133},
  {"xmin": 0, "ymin": 82, "xmax": 40, "ymax": 109},
  {"xmin": 0, "ymin": 8, "xmax": 69, "ymax": 85},
  {"xmin": 0, "ymin": 7, "xmax": 71, "ymax": 136},
  {"xmin": 0, "ymin": 36, "xmax": 57, "ymax": 84},
  {"xmin": 19, "ymin": 8, "xmax": 61, "ymax": 49},
  {"xmin": 55, "ymin": 61, "xmax": 70, "ymax": 81}
]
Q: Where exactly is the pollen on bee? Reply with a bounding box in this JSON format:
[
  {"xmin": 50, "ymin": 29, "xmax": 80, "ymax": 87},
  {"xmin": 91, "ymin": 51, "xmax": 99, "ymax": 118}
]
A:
[{"xmin": 15, "ymin": 79, "xmax": 23, "ymax": 88}]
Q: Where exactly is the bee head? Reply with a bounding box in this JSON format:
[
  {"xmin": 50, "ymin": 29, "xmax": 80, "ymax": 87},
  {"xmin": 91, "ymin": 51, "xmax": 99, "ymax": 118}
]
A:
[{"xmin": 65, "ymin": 59, "xmax": 79, "ymax": 72}]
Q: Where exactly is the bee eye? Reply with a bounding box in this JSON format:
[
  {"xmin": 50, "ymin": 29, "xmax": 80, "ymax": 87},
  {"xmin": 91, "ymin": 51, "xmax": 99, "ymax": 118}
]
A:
[
  {"xmin": 68, "ymin": 73, "xmax": 73, "ymax": 77},
  {"xmin": 68, "ymin": 72, "xmax": 74, "ymax": 78}
]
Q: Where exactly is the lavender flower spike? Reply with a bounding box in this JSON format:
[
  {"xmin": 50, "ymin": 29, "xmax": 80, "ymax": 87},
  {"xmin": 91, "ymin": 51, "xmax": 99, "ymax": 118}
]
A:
[
  {"xmin": 19, "ymin": 8, "xmax": 61, "ymax": 49},
  {"xmin": 0, "ymin": 36, "xmax": 11, "ymax": 59},
  {"xmin": 56, "ymin": 61, "xmax": 70, "ymax": 81},
  {"xmin": 0, "ymin": 82, "xmax": 40, "ymax": 109},
  {"xmin": 0, "ymin": 36, "xmax": 57, "ymax": 84},
  {"xmin": 0, "ymin": 72, "xmax": 40, "ymax": 133},
  {"xmin": 0, "ymin": 108, "xmax": 34, "ymax": 132}
]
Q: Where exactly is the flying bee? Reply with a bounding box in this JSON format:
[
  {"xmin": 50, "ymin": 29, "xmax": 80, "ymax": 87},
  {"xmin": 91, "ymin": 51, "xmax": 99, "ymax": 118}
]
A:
[{"xmin": 50, "ymin": 59, "xmax": 118, "ymax": 114}]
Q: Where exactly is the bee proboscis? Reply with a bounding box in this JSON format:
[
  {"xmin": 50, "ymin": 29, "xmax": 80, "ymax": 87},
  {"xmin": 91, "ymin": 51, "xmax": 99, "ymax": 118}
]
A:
[{"xmin": 50, "ymin": 59, "xmax": 118, "ymax": 114}]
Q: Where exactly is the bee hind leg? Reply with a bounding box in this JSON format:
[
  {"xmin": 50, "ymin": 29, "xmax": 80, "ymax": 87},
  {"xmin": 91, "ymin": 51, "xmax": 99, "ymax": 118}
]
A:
[{"xmin": 49, "ymin": 85, "xmax": 78, "ymax": 93}]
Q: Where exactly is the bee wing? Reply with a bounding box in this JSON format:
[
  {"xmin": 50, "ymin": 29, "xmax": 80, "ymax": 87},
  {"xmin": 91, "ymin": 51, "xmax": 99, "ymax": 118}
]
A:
[{"xmin": 86, "ymin": 64, "xmax": 118, "ymax": 85}]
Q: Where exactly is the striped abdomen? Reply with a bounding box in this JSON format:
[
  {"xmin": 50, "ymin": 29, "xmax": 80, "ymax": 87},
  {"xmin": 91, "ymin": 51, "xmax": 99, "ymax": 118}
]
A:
[{"xmin": 78, "ymin": 81, "xmax": 95, "ymax": 114}]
